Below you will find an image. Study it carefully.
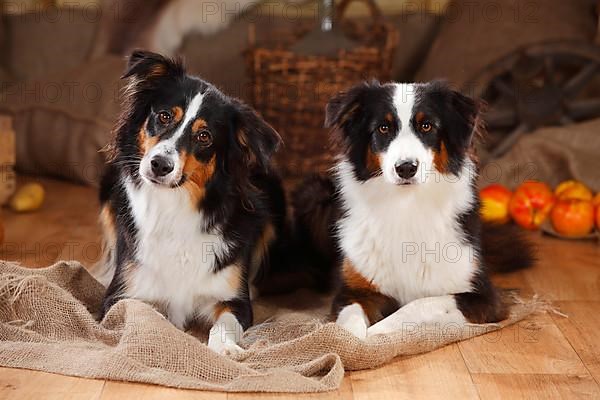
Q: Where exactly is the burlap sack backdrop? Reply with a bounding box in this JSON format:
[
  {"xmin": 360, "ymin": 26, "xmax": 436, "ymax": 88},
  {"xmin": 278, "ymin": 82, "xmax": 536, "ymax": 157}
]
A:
[
  {"xmin": 479, "ymin": 118, "xmax": 600, "ymax": 192},
  {"xmin": 0, "ymin": 260, "xmax": 542, "ymax": 393}
]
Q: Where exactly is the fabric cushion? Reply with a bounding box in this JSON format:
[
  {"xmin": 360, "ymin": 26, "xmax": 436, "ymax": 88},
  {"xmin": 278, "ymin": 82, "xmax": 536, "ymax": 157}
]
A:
[{"xmin": 0, "ymin": 56, "xmax": 125, "ymax": 186}]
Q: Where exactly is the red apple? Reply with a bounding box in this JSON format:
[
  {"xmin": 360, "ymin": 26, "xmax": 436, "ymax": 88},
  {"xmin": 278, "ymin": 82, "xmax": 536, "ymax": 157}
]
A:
[
  {"xmin": 551, "ymin": 199, "xmax": 595, "ymax": 237},
  {"xmin": 480, "ymin": 184, "xmax": 512, "ymax": 224},
  {"xmin": 509, "ymin": 181, "xmax": 555, "ymax": 230}
]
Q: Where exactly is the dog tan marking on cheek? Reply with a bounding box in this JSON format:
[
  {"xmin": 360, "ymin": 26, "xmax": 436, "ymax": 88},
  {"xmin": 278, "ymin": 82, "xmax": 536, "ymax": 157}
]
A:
[
  {"xmin": 433, "ymin": 141, "xmax": 449, "ymax": 173},
  {"xmin": 181, "ymin": 153, "xmax": 216, "ymax": 205},
  {"xmin": 191, "ymin": 118, "xmax": 207, "ymax": 133},
  {"xmin": 366, "ymin": 147, "xmax": 382, "ymax": 175},
  {"xmin": 138, "ymin": 120, "xmax": 159, "ymax": 156}
]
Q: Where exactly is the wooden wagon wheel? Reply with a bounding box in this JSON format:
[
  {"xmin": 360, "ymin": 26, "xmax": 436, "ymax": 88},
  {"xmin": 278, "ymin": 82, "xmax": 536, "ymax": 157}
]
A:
[{"xmin": 468, "ymin": 41, "xmax": 600, "ymax": 157}]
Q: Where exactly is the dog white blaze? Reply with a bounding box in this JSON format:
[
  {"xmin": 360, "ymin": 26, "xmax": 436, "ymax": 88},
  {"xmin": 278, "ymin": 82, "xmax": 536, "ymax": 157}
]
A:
[
  {"xmin": 380, "ymin": 84, "xmax": 434, "ymax": 185},
  {"xmin": 139, "ymin": 91, "xmax": 205, "ymax": 185}
]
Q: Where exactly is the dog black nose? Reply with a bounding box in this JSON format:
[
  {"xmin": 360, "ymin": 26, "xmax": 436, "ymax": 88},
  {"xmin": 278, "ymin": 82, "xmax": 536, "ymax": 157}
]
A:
[
  {"xmin": 395, "ymin": 160, "xmax": 419, "ymax": 179},
  {"xmin": 150, "ymin": 156, "xmax": 174, "ymax": 177}
]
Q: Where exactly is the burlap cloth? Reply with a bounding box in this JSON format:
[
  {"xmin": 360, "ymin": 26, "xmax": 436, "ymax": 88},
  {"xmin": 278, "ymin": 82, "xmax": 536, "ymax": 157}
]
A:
[
  {"xmin": 479, "ymin": 118, "xmax": 600, "ymax": 192},
  {"xmin": 0, "ymin": 260, "xmax": 542, "ymax": 393}
]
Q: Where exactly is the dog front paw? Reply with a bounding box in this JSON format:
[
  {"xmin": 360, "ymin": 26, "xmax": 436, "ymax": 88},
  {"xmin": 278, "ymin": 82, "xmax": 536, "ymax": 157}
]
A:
[
  {"xmin": 336, "ymin": 304, "xmax": 369, "ymax": 340},
  {"xmin": 339, "ymin": 319, "xmax": 368, "ymax": 339},
  {"xmin": 207, "ymin": 335, "xmax": 244, "ymax": 356}
]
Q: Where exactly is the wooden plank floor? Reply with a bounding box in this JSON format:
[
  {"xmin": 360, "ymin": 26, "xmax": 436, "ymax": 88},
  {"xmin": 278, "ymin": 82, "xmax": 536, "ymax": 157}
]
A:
[{"xmin": 1, "ymin": 177, "xmax": 600, "ymax": 399}]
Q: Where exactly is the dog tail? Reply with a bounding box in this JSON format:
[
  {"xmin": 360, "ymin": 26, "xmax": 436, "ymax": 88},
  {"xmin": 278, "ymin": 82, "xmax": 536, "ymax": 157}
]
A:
[
  {"xmin": 290, "ymin": 174, "xmax": 341, "ymax": 292},
  {"xmin": 481, "ymin": 222, "xmax": 536, "ymax": 274}
]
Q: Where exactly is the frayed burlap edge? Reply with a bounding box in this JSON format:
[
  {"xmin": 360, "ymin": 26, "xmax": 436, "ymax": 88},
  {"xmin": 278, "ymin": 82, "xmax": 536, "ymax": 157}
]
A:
[{"xmin": 0, "ymin": 260, "xmax": 547, "ymax": 393}]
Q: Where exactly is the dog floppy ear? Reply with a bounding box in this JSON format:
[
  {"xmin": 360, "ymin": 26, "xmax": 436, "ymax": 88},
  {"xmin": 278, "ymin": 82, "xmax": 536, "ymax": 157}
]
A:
[
  {"xmin": 426, "ymin": 82, "xmax": 480, "ymax": 174},
  {"xmin": 234, "ymin": 102, "xmax": 282, "ymax": 172},
  {"xmin": 122, "ymin": 50, "xmax": 185, "ymax": 82},
  {"xmin": 326, "ymin": 82, "xmax": 382, "ymax": 154},
  {"xmin": 105, "ymin": 51, "xmax": 185, "ymax": 163},
  {"xmin": 325, "ymin": 83, "xmax": 366, "ymax": 129},
  {"xmin": 445, "ymin": 86, "xmax": 480, "ymax": 154}
]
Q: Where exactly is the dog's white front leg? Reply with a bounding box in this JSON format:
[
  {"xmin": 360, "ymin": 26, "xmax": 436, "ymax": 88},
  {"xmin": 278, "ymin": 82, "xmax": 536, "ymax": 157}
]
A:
[{"xmin": 367, "ymin": 295, "xmax": 467, "ymax": 336}]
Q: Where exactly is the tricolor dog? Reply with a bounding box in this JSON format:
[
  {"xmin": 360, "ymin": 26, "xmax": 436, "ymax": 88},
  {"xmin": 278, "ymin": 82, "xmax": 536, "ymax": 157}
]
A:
[
  {"xmin": 294, "ymin": 81, "xmax": 534, "ymax": 338},
  {"xmin": 97, "ymin": 51, "xmax": 287, "ymax": 355}
]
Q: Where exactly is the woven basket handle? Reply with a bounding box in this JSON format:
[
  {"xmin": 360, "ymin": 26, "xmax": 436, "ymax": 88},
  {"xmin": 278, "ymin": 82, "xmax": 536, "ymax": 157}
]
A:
[{"xmin": 336, "ymin": 0, "xmax": 382, "ymax": 24}]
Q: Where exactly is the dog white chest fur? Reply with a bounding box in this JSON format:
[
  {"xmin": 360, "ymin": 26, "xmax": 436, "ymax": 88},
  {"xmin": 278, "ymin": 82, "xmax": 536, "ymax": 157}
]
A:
[
  {"xmin": 337, "ymin": 160, "xmax": 476, "ymax": 306},
  {"xmin": 124, "ymin": 179, "xmax": 237, "ymax": 329}
]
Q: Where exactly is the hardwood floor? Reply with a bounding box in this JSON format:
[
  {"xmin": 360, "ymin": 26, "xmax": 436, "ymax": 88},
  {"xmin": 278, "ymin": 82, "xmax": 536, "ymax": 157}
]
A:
[{"xmin": 1, "ymin": 177, "xmax": 599, "ymax": 399}]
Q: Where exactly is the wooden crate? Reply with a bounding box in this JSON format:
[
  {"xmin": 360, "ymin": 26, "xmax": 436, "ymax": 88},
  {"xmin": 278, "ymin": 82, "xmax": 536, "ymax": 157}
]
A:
[{"xmin": 0, "ymin": 115, "xmax": 16, "ymax": 205}]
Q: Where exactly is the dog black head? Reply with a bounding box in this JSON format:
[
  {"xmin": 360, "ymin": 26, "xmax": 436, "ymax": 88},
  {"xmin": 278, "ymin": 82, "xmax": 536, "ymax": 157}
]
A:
[
  {"xmin": 109, "ymin": 50, "xmax": 281, "ymax": 205},
  {"xmin": 326, "ymin": 81, "xmax": 479, "ymax": 185}
]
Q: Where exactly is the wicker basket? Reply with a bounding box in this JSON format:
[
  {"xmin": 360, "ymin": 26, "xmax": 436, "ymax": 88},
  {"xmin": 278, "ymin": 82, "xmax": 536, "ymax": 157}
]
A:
[
  {"xmin": 246, "ymin": 0, "xmax": 398, "ymax": 179},
  {"xmin": 0, "ymin": 115, "xmax": 16, "ymax": 205}
]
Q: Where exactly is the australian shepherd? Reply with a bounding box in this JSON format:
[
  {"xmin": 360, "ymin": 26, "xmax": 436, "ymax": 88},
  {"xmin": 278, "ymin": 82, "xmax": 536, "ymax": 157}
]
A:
[
  {"xmin": 294, "ymin": 81, "xmax": 534, "ymax": 339},
  {"xmin": 96, "ymin": 51, "xmax": 287, "ymax": 355}
]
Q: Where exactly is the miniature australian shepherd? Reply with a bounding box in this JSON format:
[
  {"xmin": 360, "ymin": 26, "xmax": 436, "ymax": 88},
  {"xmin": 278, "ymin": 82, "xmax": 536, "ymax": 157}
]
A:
[
  {"xmin": 294, "ymin": 81, "xmax": 534, "ymax": 339},
  {"xmin": 96, "ymin": 51, "xmax": 287, "ymax": 355}
]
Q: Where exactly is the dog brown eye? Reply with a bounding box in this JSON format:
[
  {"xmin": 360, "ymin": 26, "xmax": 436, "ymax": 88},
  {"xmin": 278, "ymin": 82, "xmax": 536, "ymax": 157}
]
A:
[
  {"xmin": 195, "ymin": 130, "xmax": 213, "ymax": 146},
  {"xmin": 378, "ymin": 124, "xmax": 389, "ymax": 134},
  {"xmin": 158, "ymin": 111, "xmax": 172, "ymax": 125},
  {"xmin": 420, "ymin": 122, "xmax": 432, "ymax": 133}
]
